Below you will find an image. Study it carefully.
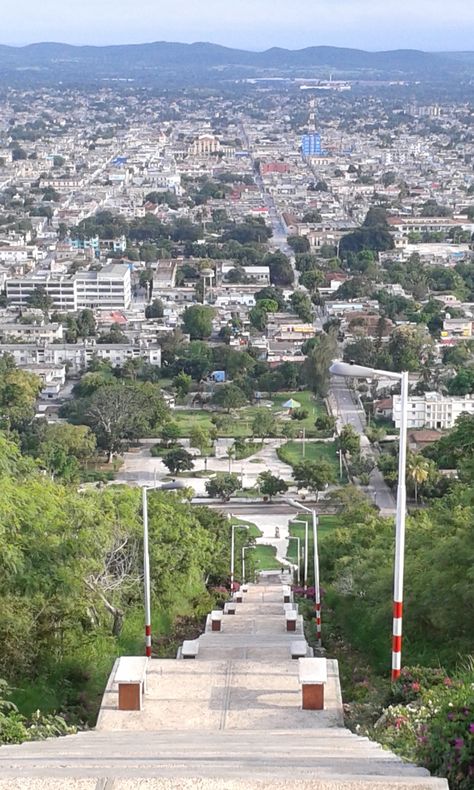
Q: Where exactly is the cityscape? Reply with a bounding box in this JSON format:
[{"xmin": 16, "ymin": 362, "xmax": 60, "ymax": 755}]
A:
[{"xmin": 0, "ymin": 4, "xmax": 473, "ymax": 788}]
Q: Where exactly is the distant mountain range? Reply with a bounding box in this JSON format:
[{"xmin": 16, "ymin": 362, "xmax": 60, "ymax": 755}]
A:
[{"xmin": 0, "ymin": 41, "xmax": 473, "ymax": 85}]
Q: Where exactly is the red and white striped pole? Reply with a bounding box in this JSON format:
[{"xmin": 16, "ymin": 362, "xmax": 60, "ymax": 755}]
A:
[
  {"xmin": 142, "ymin": 486, "xmax": 152, "ymax": 658},
  {"xmin": 312, "ymin": 509, "xmax": 322, "ymax": 647},
  {"xmin": 391, "ymin": 371, "xmax": 408, "ymax": 681}
]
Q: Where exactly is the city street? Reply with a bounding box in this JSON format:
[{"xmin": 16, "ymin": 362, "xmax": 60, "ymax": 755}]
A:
[{"xmin": 329, "ymin": 376, "xmax": 396, "ymax": 514}]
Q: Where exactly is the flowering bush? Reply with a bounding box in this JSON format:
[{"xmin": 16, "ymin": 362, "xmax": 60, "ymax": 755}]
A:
[
  {"xmin": 370, "ymin": 666, "xmax": 474, "ymax": 790},
  {"xmin": 418, "ymin": 681, "xmax": 474, "ymax": 790},
  {"xmin": 390, "ymin": 665, "xmax": 449, "ymax": 705}
]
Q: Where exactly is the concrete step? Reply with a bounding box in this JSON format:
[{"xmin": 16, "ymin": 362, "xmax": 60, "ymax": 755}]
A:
[{"xmin": 0, "ymin": 730, "xmax": 447, "ymax": 787}]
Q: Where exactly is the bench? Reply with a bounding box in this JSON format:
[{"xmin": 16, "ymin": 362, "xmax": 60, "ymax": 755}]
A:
[
  {"xmin": 180, "ymin": 639, "xmax": 199, "ymax": 659},
  {"xmin": 285, "ymin": 610, "xmax": 297, "ymax": 632},
  {"xmin": 224, "ymin": 602, "xmax": 236, "ymax": 615},
  {"xmin": 210, "ymin": 610, "xmax": 223, "ymax": 631},
  {"xmin": 298, "ymin": 657, "xmax": 327, "ymax": 710},
  {"xmin": 114, "ymin": 656, "xmax": 148, "ymax": 711},
  {"xmin": 290, "ymin": 640, "xmax": 309, "ymax": 659}
]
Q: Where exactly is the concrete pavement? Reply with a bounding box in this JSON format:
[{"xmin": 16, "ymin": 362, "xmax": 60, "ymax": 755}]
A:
[
  {"xmin": 329, "ymin": 377, "xmax": 396, "ymax": 514},
  {"xmin": 0, "ymin": 577, "xmax": 446, "ymax": 789}
]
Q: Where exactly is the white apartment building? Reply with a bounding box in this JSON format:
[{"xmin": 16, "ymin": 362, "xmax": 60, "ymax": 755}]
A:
[
  {"xmin": 0, "ymin": 323, "xmax": 64, "ymax": 343},
  {"xmin": 393, "ymin": 392, "xmax": 474, "ymax": 430},
  {"xmin": 0, "ymin": 340, "xmax": 161, "ymax": 375},
  {"xmin": 6, "ymin": 264, "xmax": 132, "ymax": 310}
]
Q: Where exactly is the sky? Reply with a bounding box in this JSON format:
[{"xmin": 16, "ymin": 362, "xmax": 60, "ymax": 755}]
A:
[{"xmin": 2, "ymin": 0, "xmax": 474, "ymax": 51}]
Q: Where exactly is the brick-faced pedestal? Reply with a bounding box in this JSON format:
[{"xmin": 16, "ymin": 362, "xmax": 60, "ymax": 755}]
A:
[
  {"xmin": 286, "ymin": 619, "xmax": 296, "ymax": 632},
  {"xmin": 302, "ymin": 683, "xmax": 324, "ymax": 710},
  {"xmin": 118, "ymin": 682, "xmax": 142, "ymax": 711},
  {"xmin": 211, "ymin": 619, "xmax": 221, "ymax": 632}
]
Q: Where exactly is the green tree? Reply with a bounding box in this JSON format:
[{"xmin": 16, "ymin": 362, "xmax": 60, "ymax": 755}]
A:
[
  {"xmin": 302, "ymin": 331, "xmax": 338, "ymax": 397},
  {"xmin": 26, "ymin": 287, "xmax": 53, "ymax": 313},
  {"xmin": 302, "ymin": 210, "xmax": 322, "ymax": 223},
  {"xmin": 258, "ymin": 471, "xmax": 288, "ymax": 500},
  {"xmin": 160, "ymin": 422, "xmax": 180, "ymax": 447},
  {"xmin": 0, "ymin": 359, "xmax": 41, "ymax": 430},
  {"xmin": 290, "ymin": 291, "xmax": 313, "ymax": 322},
  {"xmin": 388, "ymin": 325, "xmax": 434, "ymax": 372},
  {"xmin": 205, "ymin": 473, "xmax": 240, "ymax": 500},
  {"xmin": 145, "ymin": 299, "xmax": 164, "ymax": 319},
  {"xmin": 182, "ymin": 305, "xmax": 215, "ymax": 340},
  {"xmin": 97, "ymin": 323, "xmax": 128, "ymax": 344},
  {"xmin": 252, "ymin": 409, "xmax": 277, "ymax": 439},
  {"xmin": 266, "ymin": 253, "xmax": 294, "ymax": 286},
  {"xmin": 190, "ymin": 425, "xmax": 215, "ymax": 470},
  {"xmin": 173, "ymin": 371, "xmax": 192, "ymax": 397},
  {"xmin": 447, "ymin": 368, "xmax": 474, "ymax": 396},
  {"xmin": 287, "ymin": 235, "xmax": 310, "ymax": 253},
  {"xmin": 337, "ymin": 424, "xmax": 360, "ymax": 457},
  {"xmin": 212, "ymin": 384, "xmax": 247, "ymax": 412},
  {"xmin": 162, "ymin": 447, "xmax": 194, "ymax": 475},
  {"xmin": 407, "ymin": 453, "xmax": 430, "ymax": 504},
  {"xmin": 293, "ymin": 459, "xmax": 336, "ymax": 500}
]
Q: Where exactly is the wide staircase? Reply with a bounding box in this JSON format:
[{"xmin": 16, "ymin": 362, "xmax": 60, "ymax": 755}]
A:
[{"xmin": 0, "ymin": 573, "xmax": 447, "ymax": 789}]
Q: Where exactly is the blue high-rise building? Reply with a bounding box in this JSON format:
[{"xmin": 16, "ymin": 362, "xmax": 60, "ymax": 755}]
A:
[{"xmin": 301, "ymin": 133, "xmax": 322, "ymax": 157}]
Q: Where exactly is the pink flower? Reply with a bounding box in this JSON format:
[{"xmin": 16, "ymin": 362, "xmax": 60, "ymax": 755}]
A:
[
  {"xmin": 411, "ymin": 682, "xmax": 421, "ymax": 692},
  {"xmin": 443, "ymin": 677, "xmax": 453, "ymax": 687}
]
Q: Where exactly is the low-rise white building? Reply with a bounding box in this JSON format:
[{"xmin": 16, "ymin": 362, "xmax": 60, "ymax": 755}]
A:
[
  {"xmin": 0, "ymin": 340, "xmax": 161, "ymax": 375},
  {"xmin": 393, "ymin": 392, "xmax": 474, "ymax": 430},
  {"xmin": 6, "ymin": 264, "xmax": 132, "ymax": 310}
]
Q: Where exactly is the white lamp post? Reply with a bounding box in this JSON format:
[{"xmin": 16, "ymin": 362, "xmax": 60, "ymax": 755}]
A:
[
  {"xmin": 228, "ymin": 514, "xmax": 249, "ymax": 592},
  {"xmin": 142, "ymin": 480, "xmax": 186, "ymax": 658},
  {"xmin": 287, "ymin": 499, "xmax": 321, "ymax": 646},
  {"xmin": 292, "ymin": 518, "xmax": 309, "ymax": 591},
  {"xmin": 242, "ymin": 545, "xmax": 253, "ymax": 584},
  {"xmin": 288, "ymin": 536, "xmax": 301, "ymax": 584},
  {"xmin": 330, "ymin": 360, "xmax": 408, "ymax": 681}
]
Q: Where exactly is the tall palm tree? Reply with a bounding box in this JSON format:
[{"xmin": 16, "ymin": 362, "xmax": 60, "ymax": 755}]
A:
[
  {"xmin": 407, "ymin": 454, "xmax": 430, "ymax": 504},
  {"xmin": 226, "ymin": 444, "xmax": 235, "ymax": 473}
]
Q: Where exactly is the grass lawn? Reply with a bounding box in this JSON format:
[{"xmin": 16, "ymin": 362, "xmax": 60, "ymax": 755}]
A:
[
  {"xmin": 286, "ymin": 515, "xmax": 341, "ymax": 565},
  {"xmin": 271, "ymin": 391, "xmax": 326, "ymax": 436},
  {"xmin": 171, "ymin": 391, "xmax": 327, "ymax": 439},
  {"xmin": 252, "ymin": 544, "xmax": 282, "ymax": 572},
  {"xmin": 277, "ymin": 440, "xmax": 342, "ymax": 480},
  {"xmin": 230, "ymin": 517, "xmax": 263, "ymax": 539}
]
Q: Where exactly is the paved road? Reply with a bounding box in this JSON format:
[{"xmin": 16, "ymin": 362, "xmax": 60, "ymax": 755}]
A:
[{"xmin": 329, "ymin": 377, "xmax": 396, "ymax": 514}]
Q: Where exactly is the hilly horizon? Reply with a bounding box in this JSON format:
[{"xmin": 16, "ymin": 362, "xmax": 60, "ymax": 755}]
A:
[{"xmin": 0, "ymin": 40, "xmax": 472, "ymax": 86}]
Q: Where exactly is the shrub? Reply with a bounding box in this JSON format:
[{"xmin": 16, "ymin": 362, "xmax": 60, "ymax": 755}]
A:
[
  {"xmin": 0, "ymin": 712, "xmax": 28, "ymax": 744},
  {"xmin": 418, "ymin": 680, "xmax": 474, "ymax": 790},
  {"xmin": 291, "ymin": 408, "xmax": 309, "ymax": 421},
  {"xmin": 390, "ymin": 665, "xmax": 448, "ymax": 705}
]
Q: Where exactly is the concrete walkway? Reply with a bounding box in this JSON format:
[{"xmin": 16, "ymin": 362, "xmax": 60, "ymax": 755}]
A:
[{"xmin": 0, "ymin": 575, "xmax": 447, "ymax": 789}]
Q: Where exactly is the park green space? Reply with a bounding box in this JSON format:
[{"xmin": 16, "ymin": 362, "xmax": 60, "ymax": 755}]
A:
[
  {"xmin": 171, "ymin": 390, "xmax": 326, "ymax": 438},
  {"xmin": 277, "ymin": 439, "xmax": 342, "ymax": 477}
]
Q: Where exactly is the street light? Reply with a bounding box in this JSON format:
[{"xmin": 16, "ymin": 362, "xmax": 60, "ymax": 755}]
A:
[
  {"xmin": 288, "ymin": 536, "xmax": 301, "ymax": 584},
  {"xmin": 228, "ymin": 514, "xmax": 249, "ymax": 592},
  {"xmin": 287, "ymin": 498, "xmax": 321, "ymax": 646},
  {"xmin": 142, "ymin": 480, "xmax": 186, "ymax": 658},
  {"xmin": 242, "ymin": 545, "xmax": 253, "ymax": 584},
  {"xmin": 292, "ymin": 519, "xmax": 309, "ymax": 591},
  {"xmin": 330, "ymin": 359, "xmax": 408, "ymax": 681}
]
